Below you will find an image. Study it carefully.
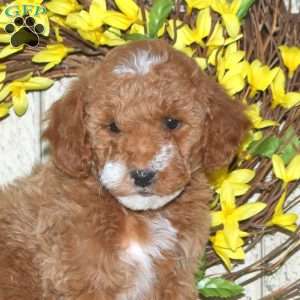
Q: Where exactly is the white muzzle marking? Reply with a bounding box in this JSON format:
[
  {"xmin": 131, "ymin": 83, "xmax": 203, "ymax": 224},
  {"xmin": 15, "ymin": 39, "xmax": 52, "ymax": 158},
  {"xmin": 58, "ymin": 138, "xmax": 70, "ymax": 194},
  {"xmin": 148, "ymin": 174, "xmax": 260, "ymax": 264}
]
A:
[
  {"xmin": 149, "ymin": 143, "xmax": 174, "ymax": 172},
  {"xmin": 117, "ymin": 190, "xmax": 182, "ymax": 211},
  {"xmin": 100, "ymin": 161, "xmax": 127, "ymax": 190}
]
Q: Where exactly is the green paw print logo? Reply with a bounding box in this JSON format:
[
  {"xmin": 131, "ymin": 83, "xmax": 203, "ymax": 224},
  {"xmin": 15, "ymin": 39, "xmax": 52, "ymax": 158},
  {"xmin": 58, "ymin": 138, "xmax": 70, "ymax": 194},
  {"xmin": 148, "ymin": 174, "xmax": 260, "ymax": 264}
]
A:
[{"xmin": 5, "ymin": 15, "xmax": 44, "ymax": 47}]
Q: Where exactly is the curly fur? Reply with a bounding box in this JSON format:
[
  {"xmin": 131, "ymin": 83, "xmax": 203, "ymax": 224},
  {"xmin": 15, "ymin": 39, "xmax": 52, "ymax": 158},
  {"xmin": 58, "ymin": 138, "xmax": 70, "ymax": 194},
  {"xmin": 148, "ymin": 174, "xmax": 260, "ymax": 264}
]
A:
[{"xmin": 0, "ymin": 40, "xmax": 249, "ymax": 300}]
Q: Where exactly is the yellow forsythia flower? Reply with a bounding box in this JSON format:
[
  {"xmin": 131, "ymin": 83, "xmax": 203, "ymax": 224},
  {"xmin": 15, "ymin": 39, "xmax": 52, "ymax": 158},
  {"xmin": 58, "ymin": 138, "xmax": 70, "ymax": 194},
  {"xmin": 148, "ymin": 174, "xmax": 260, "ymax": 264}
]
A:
[
  {"xmin": 0, "ymin": 81, "xmax": 10, "ymax": 118},
  {"xmin": 167, "ymin": 8, "xmax": 211, "ymax": 49},
  {"xmin": 104, "ymin": 0, "xmax": 141, "ymax": 30},
  {"xmin": 0, "ymin": 45, "xmax": 24, "ymax": 59},
  {"xmin": 54, "ymin": 26, "xmax": 63, "ymax": 43},
  {"xmin": 192, "ymin": 8, "xmax": 212, "ymax": 46},
  {"xmin": 0, "ymin": 102, "xmax": 10, "ymax": 119},
  {"xmin": 217, "ymin": 61, "xmax": 248, "ymax": 96},
  {"xmin": 0, "ymin": 64, "xmax": 6, "ymax": 83},
  {"xmin": 50, "ymin": 15, "xmax": 68, "ymax": 28},
  {"xmin": 210, "ymin": 230, "xmax": 245, "ymax": 270},
  {"xmin": 46, "ymin": 0, "xmax": 82, "ymax": 16},
  {"xmin": 66, "ymin": 0, "xmax": 106, "ymax": 31},
  {"xmin": 170, "ymin": 8, "xmax": 212, "ymax": 48},
  {"xmin": 66, "ymin": 0, "xmax": 108, "ymax": 46},
  {"xmin": 279, "ymin": 45, "xmax": 300, "ymax": 78},
  {"xmin": 32, "ymin": 44, "xmax": 75, "ymax": 73},
  {"xmin": 211, "ymin": 0, "xmax": 241, "ymax": 38},
  {"xmin": 185, "ymin": 0, "xmax": 211, "ymax": 14},
  {"xmin": 167, "ymin": 20, "xmax": 194, "ymax": 50},
  {"xmin": 0, "ymin": 73, "xmax": 53, "ymax": 116},
  {"xmin": 272, "ymin": 154, "xmax": 300, "ymax": 188},
  {"xmin": 206, "ymin": 24, "xmax": 243, "ymax": 64},
  {"xmin": 101, "ymin": 28, "xmax": 126, "ymax": 46},
  {"xmin": 245, "ymin": 104, "xmax": 277, "ymax": 129},
  {"xmin": 194, "ymin": 56, "xmax": 208, "ymax": 70},
  {"xmin": 206, "ymin": 21, "xmax": 224, "ymax": 49},
  {"xmin": 0, "ymin": 33, "xmax": 11, "ymax": 44},
  {"xmin": 271, "ymin": 68, "xmax": 300, "ymax": 109},
  {"xmin": 15, "ymin": 0, "xmax": 43, "ymax": 4},
  {"xmin": 221, "ymin": 42, "xmax": 246, "ymax": 69},
  {"xmin": 211, "ymin": 184, "xmax": 266, "ymax": 251},
  {"xmin": 216, "ymin": 44, "xmax": 248, "ymax": 96},
  {"xmin": 210, "ymin": 168, "xmax": 255, "ymax": 197},
  {"xmin": 247, "ymin": 59, "xmax": 279, "ymax": 97},
  {"xmin": 266, "ymin": 190, "xmax": 298, "ymax": 232}
]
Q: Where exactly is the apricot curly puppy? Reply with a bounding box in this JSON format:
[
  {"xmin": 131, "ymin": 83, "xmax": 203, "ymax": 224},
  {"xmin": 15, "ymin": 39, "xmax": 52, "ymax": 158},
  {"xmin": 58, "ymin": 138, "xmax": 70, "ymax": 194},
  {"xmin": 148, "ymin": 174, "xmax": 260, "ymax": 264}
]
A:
[{"xmin": 0, "ymin": 40, "xmax": 249, "ymax": 300}]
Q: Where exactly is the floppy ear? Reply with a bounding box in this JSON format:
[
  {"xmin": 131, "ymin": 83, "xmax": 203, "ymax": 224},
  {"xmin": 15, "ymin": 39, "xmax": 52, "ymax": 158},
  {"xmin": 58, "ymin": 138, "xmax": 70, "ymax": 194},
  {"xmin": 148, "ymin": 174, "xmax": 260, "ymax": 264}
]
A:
[
  {"xmin": 200, "ymin": 79, "xmax": 250, "ymax": 171},
  {"xmin": 43, "ymin": 81, "xmax": 92, "ymax": 178}
]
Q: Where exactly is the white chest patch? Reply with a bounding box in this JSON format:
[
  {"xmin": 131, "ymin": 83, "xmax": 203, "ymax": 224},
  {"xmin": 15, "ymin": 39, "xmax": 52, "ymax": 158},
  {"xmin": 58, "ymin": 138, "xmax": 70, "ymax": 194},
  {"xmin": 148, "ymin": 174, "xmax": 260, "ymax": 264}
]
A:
[{"xmin": 118, "ymin": 216, "xmax": 177, "ymax": 300}]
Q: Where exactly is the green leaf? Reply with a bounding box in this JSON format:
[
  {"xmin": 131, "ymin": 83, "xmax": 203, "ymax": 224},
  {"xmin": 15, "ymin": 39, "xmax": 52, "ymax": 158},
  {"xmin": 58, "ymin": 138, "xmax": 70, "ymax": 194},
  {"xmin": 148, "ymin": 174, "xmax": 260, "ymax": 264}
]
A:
[
  {"xmin": 281, "ymin": 127, "xmax": 295, "ymax": 143},
  {"xmin": 281, "ymin": 144, "xmax": 299, "ymax": 165},
  {"xmin": 237, "ymin": 0, "xmax": 257, "ymax": 20},
  {"xmin": 248, "ymin": 129, "xmax": 300, "ymax": 162},
  {"xmin": 248, "ymin": 135, "xmax": 281, "ymax": 158},
  {"xmin": 278, "ymin": 127, "xmax": 300, "ymax": 164},
  {"xmin": 123, "ymin": 33, "xmax": 151, "ymax": 41},
  {"xmin": 148, "ymin": 0, "xmax": 173, "ymax": 38},
  {"xmin": 198, "ymin": 277, "xmax": 244, "ymax": 298}
]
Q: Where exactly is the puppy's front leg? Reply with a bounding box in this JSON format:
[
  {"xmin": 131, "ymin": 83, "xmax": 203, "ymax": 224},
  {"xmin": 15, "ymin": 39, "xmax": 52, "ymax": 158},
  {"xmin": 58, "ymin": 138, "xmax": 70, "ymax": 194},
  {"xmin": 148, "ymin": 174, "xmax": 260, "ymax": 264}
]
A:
[
  {"xmin": 154, "ymin": 254, "xmax": 200, "ymax": 300},
  {"xmin": 159, "ymin": 271, "xmax": 199, "ymax": 300}
]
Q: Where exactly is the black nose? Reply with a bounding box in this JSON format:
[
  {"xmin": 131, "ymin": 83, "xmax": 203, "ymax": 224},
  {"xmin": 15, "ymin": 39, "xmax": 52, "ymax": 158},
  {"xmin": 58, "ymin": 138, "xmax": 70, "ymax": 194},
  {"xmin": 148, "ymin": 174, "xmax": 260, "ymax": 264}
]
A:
[{"xmin": 130, "ymin": 169, "xmax": 156, "ymax": 187}]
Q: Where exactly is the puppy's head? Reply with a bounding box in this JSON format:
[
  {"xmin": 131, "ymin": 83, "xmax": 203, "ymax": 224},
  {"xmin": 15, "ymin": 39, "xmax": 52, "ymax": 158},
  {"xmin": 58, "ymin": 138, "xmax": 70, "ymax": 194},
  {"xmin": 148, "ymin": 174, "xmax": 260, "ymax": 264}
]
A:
[{"xmin": 44, "ymin": 40, "xmax": 249, "ymax": 211}]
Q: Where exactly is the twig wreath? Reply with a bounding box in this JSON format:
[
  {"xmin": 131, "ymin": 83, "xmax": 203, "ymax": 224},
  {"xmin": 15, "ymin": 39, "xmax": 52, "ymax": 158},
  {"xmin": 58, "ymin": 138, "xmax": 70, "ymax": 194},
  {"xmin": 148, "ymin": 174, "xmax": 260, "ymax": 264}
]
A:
[{"xmin": 0, "ymin": 0, "xmax": 299, "ymax": 298}]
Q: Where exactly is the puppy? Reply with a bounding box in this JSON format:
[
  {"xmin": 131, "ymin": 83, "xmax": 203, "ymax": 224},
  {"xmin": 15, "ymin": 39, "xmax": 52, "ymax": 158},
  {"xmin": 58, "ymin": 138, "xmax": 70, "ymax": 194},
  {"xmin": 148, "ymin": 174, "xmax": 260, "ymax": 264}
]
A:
[{"xmin": 0, "ymin": 40, "xmax": 249, "ymax": 300}]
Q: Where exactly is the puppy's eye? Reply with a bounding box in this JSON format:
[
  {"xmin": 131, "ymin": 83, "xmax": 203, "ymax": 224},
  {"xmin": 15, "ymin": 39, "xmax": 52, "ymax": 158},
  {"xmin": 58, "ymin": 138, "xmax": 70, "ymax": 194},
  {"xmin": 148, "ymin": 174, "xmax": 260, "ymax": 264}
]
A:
[
  {"xmin": 109, "ymin": 122, "xmax": 120, "ymax": 133},
  {"xmin": 164, "ymin": 117, "xmax": 181, "ymax": 130}
]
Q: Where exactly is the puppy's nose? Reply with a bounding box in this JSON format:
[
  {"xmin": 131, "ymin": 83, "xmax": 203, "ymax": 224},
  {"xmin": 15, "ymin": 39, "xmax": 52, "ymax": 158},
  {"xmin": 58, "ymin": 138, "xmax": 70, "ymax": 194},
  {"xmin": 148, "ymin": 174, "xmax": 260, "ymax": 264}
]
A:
[{"xmin": 130, "ymin": 169, "xmax": 156, "ymax": 187}]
